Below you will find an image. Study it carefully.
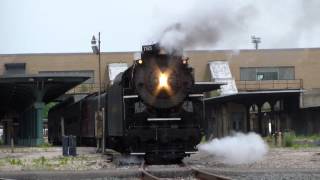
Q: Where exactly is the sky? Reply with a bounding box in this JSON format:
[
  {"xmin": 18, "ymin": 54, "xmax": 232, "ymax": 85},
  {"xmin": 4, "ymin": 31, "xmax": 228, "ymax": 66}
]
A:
[{"xmin": 0, "ymin": 0, "xmax": 320, "ymax": 54}]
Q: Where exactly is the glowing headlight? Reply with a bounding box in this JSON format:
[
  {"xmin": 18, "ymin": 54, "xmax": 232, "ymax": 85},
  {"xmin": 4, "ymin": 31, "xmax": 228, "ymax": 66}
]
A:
[{"xmin": 159, "ymin": 73, "xmax": 168, "ymax": 88}]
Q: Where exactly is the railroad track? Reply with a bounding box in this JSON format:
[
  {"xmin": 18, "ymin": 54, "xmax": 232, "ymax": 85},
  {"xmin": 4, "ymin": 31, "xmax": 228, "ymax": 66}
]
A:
[
  {"xmin": 140, "ymin": 161, "xmax": 231, "ymax": 180},
  {"xmin": 190, "ymin": 166, "xmax": 231, "ymax": 180}
]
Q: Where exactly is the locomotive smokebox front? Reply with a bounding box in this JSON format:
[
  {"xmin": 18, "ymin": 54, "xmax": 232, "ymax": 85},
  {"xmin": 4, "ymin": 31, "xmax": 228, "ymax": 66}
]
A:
[{"xmin": 132, "ymin": 44, "xmax": 194, "ymax": 109}]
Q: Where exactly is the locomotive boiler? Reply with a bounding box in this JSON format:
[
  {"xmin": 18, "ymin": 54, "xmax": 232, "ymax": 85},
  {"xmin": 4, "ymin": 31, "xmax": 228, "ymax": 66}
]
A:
[{"xmin": 105, "ymin": 44, "xmax": 221, "ymax": 163}]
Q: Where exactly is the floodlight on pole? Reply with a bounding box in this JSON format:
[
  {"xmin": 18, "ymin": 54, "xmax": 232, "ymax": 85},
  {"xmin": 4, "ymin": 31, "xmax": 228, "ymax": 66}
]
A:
[
  {"xmin": 91, "ymin": 32, "xmax": 104, "ymax": 153},
  {"xmin": 251, "ymin": 35, "xmax": 261, "ymax": 50},
  {"xmin": 91, "ymin": 36, "xmax": 99, "ymax": 54}
]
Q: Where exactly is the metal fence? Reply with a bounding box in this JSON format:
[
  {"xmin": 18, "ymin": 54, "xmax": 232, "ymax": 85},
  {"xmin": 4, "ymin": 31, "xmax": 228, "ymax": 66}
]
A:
[{"xmin": 236, "ymin": 79, "xmax": 303, "ymax": 91}]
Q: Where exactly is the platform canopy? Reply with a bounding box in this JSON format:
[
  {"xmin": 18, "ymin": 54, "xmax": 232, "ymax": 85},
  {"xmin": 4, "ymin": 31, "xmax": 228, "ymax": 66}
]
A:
[
  {"xmin": 204, "ymin": 90, "xmax": 303, "ymax": 104},
  {"xmin": 0, "ymin": 74, "xmax": 89, "ymax": 114},
  {"xmin": 190, "ymin": 82, "xmax": 224, "ymax": 94},
  {"xmin": 0, "ymin": 74, "xmax": 89, "ymax": 146}
]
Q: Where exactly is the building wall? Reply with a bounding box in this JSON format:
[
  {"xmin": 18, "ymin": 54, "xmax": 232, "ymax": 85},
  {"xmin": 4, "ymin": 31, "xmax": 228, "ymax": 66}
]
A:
[
  {"xmin": 186, "ymin": 48, "xmax": 320, "ymax": 90},
  {"xmin": 227, "ymin": 49, "xmax": 320, "ymax": 90},
  {"xmin": 0, "ymin": 47, "xmax": 320, "ymax": 93},
  {"xmin": 0, "ymin": 52, "xmax": 135, "ymax": 89}
]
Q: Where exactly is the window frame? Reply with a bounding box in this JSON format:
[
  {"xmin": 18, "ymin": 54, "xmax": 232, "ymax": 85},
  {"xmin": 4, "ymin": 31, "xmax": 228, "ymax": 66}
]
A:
[{"xmin": 240, "ymin": 66, "xmax": 295, "ymax": 81}]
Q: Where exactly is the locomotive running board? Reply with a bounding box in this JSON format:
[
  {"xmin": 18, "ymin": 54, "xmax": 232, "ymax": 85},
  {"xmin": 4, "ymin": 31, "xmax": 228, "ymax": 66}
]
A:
[
  {"xmin": 130, "ymin": 152, "xmax": 146, "ymax": 155},
  {"xmin": 123, "ymin": 95, "xmax": 139, "ymax": 99},
  {"xmin": 131, "ymin": 152, "xmax": 196, "ymax": 155},
  {"xmin": 189, "ymin": 94, "xmax": 204, "ymax": 97},
  {"xmin": 124, "ymin": 94, "xmax": 203, "ymax": 98},
  {"xmin": 147, "ymin": 118, "xmax": 181, "ymax": 121},
  {"xmin": 185, "ymin": 151, "xmax": 197, "ymax": 154}
]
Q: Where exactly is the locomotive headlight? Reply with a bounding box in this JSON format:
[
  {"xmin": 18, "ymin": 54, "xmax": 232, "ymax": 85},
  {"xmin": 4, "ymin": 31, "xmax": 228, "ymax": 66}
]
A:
[
  {"xmin": 159, "ymin": 73, "xmax": 168, "ymax": 88},
  {"xmin": 182, "ymin": 59, "xmax": 188, "ymax": 64},
  {"xmin": 182, "ymin": 57, "xmax": 189, "ymax": 64}
]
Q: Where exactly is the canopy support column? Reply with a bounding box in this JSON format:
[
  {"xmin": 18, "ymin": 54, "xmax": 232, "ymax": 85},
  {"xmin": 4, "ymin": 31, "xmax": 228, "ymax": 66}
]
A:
[{"xmin": 34, "ymin": 102, "xmax": 45, "ymax": 145}]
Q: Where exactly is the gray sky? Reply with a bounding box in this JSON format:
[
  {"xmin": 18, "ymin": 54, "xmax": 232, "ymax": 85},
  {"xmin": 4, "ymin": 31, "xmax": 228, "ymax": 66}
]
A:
[{"xmin": 1, "ymin": 0, "xmax": 320, "ymax": 54}]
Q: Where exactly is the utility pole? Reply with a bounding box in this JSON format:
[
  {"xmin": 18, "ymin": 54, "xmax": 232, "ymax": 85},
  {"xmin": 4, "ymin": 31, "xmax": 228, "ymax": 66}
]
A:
[
  {"xmin": 251, "ymin": 35, "xmax": 261, "ymax": 50},
  {"xmin": 91, "ymin": 32, "xmax": 104, "ymax": 153}
]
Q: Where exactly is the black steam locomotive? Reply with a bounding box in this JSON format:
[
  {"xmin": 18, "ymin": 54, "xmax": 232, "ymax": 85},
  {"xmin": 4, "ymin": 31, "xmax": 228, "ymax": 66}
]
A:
[{"xmin": 48, "ymin": 44, "xmax": 221, "ymax": 163}]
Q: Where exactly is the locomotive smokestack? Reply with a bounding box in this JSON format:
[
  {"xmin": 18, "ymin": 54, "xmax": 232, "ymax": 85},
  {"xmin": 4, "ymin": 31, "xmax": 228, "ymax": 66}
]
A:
[{"xmin": 141, "ymin": 43, "xmax": 181, "ymax": 56}]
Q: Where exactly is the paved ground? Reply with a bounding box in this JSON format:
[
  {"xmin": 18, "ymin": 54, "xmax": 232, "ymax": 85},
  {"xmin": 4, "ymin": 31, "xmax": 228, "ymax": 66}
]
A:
[
  {"xmin": 1, "ymin": 146, "xmax": 320, "ymax": 179},
  {"xmin": 185, "ymin": 147, "xmax": 320, "ymax": 180},
  {"xmin": 0, "ymin": 169, "xmax": 141, "ymax": 180},
  {"xmin": 0, "ymin": 147, "xmax": 115, "ymax": 171}
]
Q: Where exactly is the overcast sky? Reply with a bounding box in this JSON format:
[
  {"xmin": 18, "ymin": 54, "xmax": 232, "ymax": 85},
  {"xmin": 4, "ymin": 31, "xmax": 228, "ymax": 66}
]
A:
[{"xmin": 1, "ymin": 0, "xmax": 320, "ymax": 54}]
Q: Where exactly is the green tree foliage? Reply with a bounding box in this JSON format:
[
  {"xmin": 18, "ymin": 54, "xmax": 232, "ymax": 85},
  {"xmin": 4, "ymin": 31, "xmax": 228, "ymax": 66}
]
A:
[{"xmin": 43, "ymin": 102, "xmax": 57, "ymax": 119}]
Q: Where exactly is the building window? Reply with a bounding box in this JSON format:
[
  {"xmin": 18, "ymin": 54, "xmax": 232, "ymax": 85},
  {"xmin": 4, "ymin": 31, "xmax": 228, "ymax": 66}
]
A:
[
  {"xmin": 240, "ymin": 67, "xmax": 294, "ymax": 81},
  {"xmin": 39, "ymin": 70, "xmax": 94, "ymax": 84},
  {"xmin": 4, "ymin": 63, "xmax": 26, "ymax": 75}
]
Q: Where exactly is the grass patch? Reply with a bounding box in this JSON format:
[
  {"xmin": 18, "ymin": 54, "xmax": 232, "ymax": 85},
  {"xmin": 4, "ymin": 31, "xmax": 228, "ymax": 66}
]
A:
[
  {"xmin": 283, "ymin": 132, "xmax": 320, "ymax": 148},
  {"xmin": 38, "ymin": 142, "xmax": 53, "ymax": 148},
  {"xmin": 6, "ymin": 158, "xmax": 23, "ymax": 166},
  {"xmin": 32, "ymin": 156, "xmax": 50, "ymax": 168},
  {"xmin": 264, "ymin": 135, "xmax": 276, "ymax": 147},
  {"xmin": 292, "ymin": 143, "xmax": 315, "ymax": 149},
  {"xmin": 38, "ymin": 142, "xmax": 53, "ymax": 151},
  {"xmin": 58, "ymin": 156, "xmax": 70, "ymax": 166},
  {"xmin": 283, "ymin": 132, "xmax": 295, "ymax": 147},
  {"xmin": 0, "ymin": 159, "xmax": 5, "ymax": 167},
  {"xmin": 295, "ymin": 134, "xmax": 320, "ymax": 141}
]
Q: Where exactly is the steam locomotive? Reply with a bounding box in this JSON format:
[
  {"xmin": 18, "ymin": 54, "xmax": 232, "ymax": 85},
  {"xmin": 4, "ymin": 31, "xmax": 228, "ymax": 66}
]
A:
[{"xmin": 48, "ymin": 44, "xmax": 221, "ymax": 163}]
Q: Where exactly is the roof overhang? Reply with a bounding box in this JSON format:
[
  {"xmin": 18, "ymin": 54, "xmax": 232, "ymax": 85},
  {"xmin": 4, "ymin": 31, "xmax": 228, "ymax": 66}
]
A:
[
  {"xmin": 204, "ymin": 89, "xmax": 304, "ymax": 104},
  {"xmin": 191, "ymin": 82, "xmax": 224, "ymax": 94},
  {"xmin": 0, "ymin": 74, "xmax": 89, "ymax": 115}
]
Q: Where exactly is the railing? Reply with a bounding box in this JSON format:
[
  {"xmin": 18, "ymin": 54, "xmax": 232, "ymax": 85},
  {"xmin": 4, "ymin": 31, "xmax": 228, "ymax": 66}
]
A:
[
  {"xmin": 66, "ymin": 83, "xmax": 101, "ymax": 94},
  {"xmin": 236, "ymin": 79, "xmax": 303, "ymax": 91}
]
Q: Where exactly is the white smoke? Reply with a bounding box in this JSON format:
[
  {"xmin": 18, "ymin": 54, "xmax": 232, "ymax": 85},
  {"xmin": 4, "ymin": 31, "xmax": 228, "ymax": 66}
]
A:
[
  {"xmin": 150, "ymin": 0, "xmax": 320, "ymax": 52},
  {"xmin": 156, "ymin": 1, "xmax": 257, "ymax": 54},
  {"xmin": 197, "ymin": 132, "xmax": 268, "ymax": 165}
]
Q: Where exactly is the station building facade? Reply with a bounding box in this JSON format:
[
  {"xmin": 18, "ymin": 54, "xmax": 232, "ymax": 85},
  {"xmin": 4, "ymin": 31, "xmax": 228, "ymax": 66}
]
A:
[{"xmin": 0, "ymin": 47, "xmax": 320, "ymax": 145}]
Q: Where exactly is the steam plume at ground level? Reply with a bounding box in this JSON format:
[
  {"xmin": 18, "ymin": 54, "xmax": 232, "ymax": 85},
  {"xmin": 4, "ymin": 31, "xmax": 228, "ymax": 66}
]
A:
[{"xmin": 197, "ymin": 132, "xmax": 268, "ymax": 165}]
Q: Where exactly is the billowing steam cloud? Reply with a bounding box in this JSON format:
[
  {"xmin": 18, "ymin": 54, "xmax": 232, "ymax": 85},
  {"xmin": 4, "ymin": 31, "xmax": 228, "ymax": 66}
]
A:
[
  {"xmin": 197, "ymin": 132, "xmax": 268, "ymax": 165},
  {"xmin": 152, "ymin": 0, "xmax": 320, "ymax": 52},
  {"xmin": 157, "ymin": 1, "xmax": 257, "ymax": 54}
]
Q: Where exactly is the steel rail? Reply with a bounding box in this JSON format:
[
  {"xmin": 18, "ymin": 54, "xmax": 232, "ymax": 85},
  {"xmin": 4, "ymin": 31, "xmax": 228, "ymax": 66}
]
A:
[
  {"xmin": 140, "ymin": 161, "xmax": 160, "ymax": 180},
  {"xmin": 183, "ymin": 161, "xmax": 231, "ymax": 180},
  {"xmin": 140, "ymin": 161, "xmax": 231, "ymax": 180},
  {"xmin": 192, "ymin": 166, "xmax": 231, "ymax": 180}
]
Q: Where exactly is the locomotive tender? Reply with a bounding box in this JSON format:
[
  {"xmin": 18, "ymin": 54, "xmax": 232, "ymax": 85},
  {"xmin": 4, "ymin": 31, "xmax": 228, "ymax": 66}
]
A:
[{"xmin": 48, "ymin": 44, "xmax": 221, "ymax": 163}]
